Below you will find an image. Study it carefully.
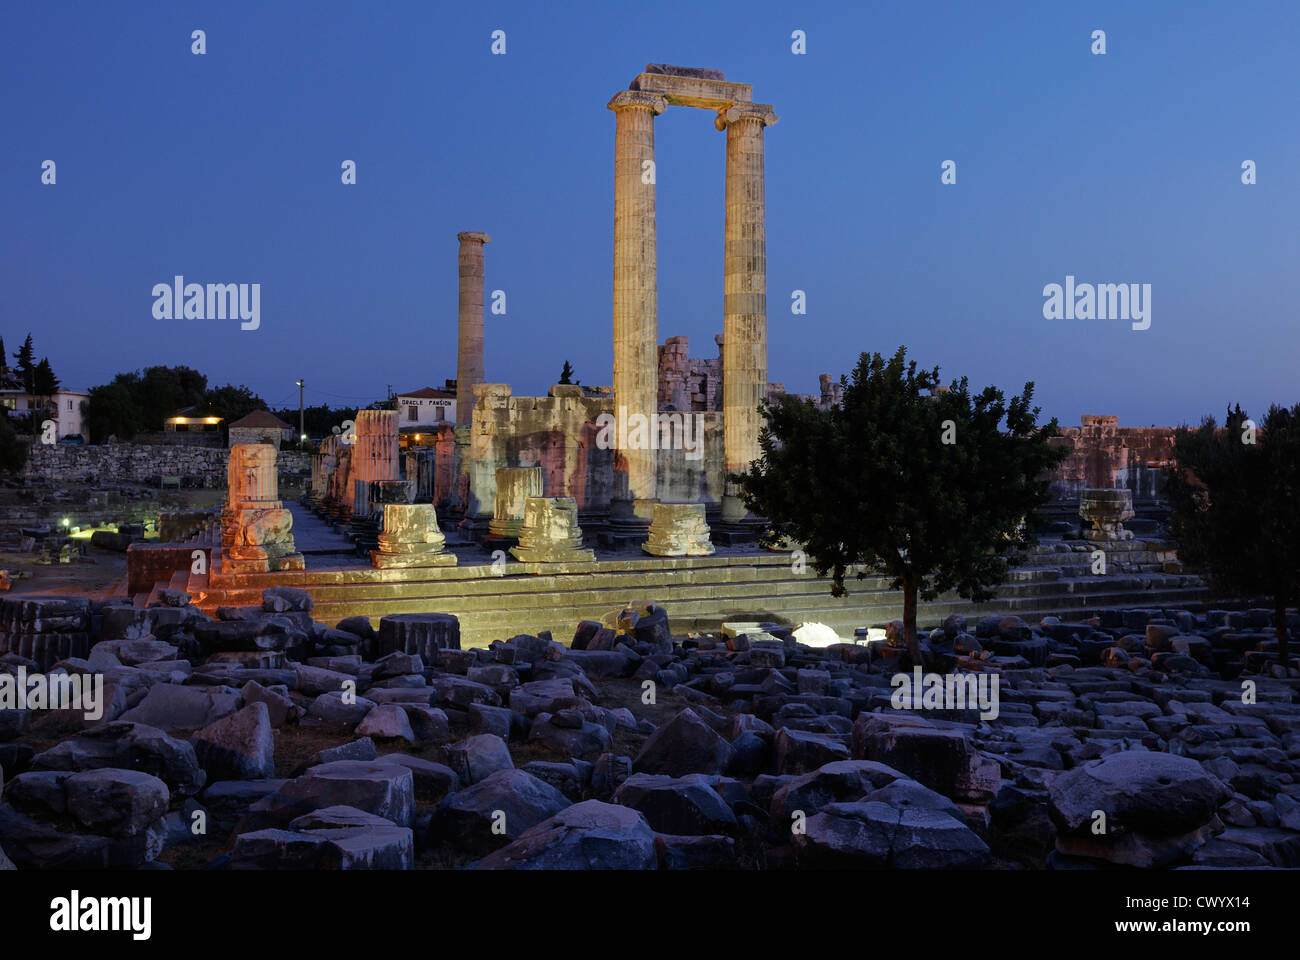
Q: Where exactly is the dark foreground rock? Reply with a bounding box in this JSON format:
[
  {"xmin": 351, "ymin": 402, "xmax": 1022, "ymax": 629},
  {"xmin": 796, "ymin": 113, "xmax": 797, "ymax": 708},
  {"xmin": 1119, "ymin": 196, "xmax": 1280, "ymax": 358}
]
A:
[{"xmin": 5, "ymin": 586, "xmax": 1299, "ymax": 871}]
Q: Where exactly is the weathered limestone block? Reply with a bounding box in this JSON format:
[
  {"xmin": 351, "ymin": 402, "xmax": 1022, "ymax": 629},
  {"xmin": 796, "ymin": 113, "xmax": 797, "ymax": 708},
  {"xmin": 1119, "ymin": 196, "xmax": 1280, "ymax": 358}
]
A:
[
  {"xmin": 490, "ymin": 467, "xmax": 544, "ymax": 538},
  {"xmin": 510, "ymin": 498, "xmax": 595, "ymax": 563},
  {"xmin": 371, "ymin": 504, "xmax": 456, "ymax": 569},
  {"xmin": 1080, "ymin": 488, "xmax": 1135, "ymax": 541},
  {"xmin": 238, "ymin": 508, "xmax": 293, "ymax": 547},
  {"xmin": 643, "ymin": 502, "xmax": 714, "ymax": 557},
  {"xmin": 377, "ymin": 613, "xmax": 462, "ymax": 658}
]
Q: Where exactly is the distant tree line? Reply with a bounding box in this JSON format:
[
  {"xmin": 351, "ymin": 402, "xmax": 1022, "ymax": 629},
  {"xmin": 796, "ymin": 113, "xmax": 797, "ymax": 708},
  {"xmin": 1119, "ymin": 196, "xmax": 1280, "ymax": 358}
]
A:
[
  {"xmin": 84, "ymin": 366, "xmax": 270, "ymax": 443},
  {"xmin": 1, "ymin": 332, "xmax": 62, "ymax": 429},
  {"xmin": 1166, "ymin": 403, "xmax": 1300, "ymax": 669},
  {"xmin": 0, "ymin": 332, "xmax": 62, "ymax": 471},
  {"xmin": 269, "ymin": 404, "xmax": 369, "ymax": 442}
]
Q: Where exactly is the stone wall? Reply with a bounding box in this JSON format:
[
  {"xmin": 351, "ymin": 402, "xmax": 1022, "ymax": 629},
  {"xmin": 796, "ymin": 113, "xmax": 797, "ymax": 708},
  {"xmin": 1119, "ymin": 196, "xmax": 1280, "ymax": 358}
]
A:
[
  {"xmin": 1046, "ymin": 416, "xmax": 1177, "ymax": 511},
  {"xmin": 424, "ymin": 395, "xmax": 1182, "ymax": 527},
  {"xmin": 467, "ymin": 386, "xmax": 726, "ymax": 517},
  {"xmin": 658, "ymin": 333, "xmax": 845, "ymax": 419},
  {"xmin": 21, "ymin": 442, "xmax": 310, "ymax": 488},
  {"xmin": 658, "ymin": 335, "xmax": 721, "ymax": 411}
]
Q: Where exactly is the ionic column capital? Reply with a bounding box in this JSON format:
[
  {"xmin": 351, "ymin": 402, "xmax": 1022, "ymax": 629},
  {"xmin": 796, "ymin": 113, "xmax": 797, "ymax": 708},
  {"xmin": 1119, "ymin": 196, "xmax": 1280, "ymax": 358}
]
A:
[
  {"xmin": 607, "ymin": 90, "xmax": 668, "ymax": 115},
  {"xmin": 457, "ymin": 231, "xmax": 491, "ymax": 245},
  {"xmin": 715, "ymin": 103, "xmax": 778, "ymax": 131}
]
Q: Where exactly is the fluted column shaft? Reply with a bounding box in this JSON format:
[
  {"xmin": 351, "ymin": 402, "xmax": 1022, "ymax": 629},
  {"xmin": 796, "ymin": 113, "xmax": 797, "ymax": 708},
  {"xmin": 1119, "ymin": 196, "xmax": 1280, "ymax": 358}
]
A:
[
  {"xmin": 456, "ymin": 231, "xmax": 490, "ymax": 427},
  {"xmin": 609, "ymin": 91, "xmax": 666, "ymax": 504},
  {"xmin": 353, "ymin": 409, "xmax": 400, "ymax": 483},
  {"xmin": 718, "ymin": 104, "xmax": 776, "ymax": 475}
]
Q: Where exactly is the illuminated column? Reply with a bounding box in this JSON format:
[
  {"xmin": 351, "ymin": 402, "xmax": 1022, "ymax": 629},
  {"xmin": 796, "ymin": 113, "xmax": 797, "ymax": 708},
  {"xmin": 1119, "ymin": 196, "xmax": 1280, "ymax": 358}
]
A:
[
  {"xmin": 608, "ymin": 90, "xmax": 667, "ymax": 512},
  {"xmin": 717, "ymin": 103, "xmax": 777, "ymax": 516},
  {"xmin": 351, "ymin": 409, "xmax": 400, "ymax": 516},
  {"xmin": 456, "ymin": 231, "xmax": 491, "ymax": 427}
]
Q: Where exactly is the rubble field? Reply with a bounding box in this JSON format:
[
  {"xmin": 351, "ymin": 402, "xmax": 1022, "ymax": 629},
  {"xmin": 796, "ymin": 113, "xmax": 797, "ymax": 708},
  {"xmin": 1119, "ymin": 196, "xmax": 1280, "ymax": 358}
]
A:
[{"xmin": 1, "ymin": 587, "xmax": 1297, "ymax": 870}]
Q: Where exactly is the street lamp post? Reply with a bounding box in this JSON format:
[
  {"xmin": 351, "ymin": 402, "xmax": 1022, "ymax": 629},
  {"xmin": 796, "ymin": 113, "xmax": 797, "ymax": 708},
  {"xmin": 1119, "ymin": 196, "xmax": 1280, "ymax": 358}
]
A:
[{"xmin": 296, "ymin": 379, "xmax": 305, "ymax": 449}]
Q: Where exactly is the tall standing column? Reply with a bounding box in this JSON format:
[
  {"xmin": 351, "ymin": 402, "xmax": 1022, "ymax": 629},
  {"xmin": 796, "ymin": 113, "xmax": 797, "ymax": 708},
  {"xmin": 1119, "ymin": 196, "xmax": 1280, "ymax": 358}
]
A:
[
  {"xmin": 608, "ymin": 90, "xmax": 667, "ymax": 514},
  {"xmin": 717, "ymin": 103, "xmax": 777, "ymax": 519},
  {"xmin": 455, "ymin": 231, "xmax": 491, "ymax": 426}
]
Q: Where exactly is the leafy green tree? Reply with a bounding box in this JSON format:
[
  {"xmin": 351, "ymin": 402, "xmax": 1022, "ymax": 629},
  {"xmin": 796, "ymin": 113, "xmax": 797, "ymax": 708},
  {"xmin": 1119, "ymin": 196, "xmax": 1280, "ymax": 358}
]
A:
[
  {"xmin": 205, "ymin": 383, "xmax": 267, "ymax": 440},
  {"xmin": 0, "ymin": 414, "xmax": 28, "ymax": 474},
  {"xmin": 136, "ymin": 365, "xmax": 208, "ymax": 430},
  {"xmin": 33, "ymin": 358, "xmax": 59, "ymax": 397},
  {"xmin": 30, "ymin": 358, "xmax": 60, "ymax": 435},
  {"xmin": 12, "ymin": 334, "xmax": 35, "ymax": 394},
  {"xmin": 735, "ymin": 346, "xmax": 1067, "ymax": 663},
  {"xmin": 86, "ymin": 381, "xmax": 142, "ymax": 442},
  {"xmin": 559, "ymin": 360, "xmax": 575, "ymax": 385},
  {"xmin": 1166, "ymin": 404, "xmax": 1300, "ymax": 670},
  {"xmin": 271, "ymin": 403, "xmax": 356, "ymax": 440}
]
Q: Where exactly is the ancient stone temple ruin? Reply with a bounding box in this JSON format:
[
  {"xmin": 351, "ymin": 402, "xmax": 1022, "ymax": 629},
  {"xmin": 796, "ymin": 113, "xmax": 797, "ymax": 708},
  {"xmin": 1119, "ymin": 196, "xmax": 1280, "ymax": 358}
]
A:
[
  {"xmin": 300, "ymin": 64, "xmax": 1186, "ymax": 571},
  {"xmin": 301, "ymin": 64, "xmax": 813, "ymax": 554},
  {"xmin": 124, "ymin": 64, "xmax": 1208, "ymax": 656}
]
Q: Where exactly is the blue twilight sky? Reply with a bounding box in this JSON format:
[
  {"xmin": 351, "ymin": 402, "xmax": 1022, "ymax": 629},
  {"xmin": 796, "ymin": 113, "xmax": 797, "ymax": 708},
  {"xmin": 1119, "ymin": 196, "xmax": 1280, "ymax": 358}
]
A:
[{"xmin": 2, "ymin": 0, "xmax": 1297, "ymax": 425}]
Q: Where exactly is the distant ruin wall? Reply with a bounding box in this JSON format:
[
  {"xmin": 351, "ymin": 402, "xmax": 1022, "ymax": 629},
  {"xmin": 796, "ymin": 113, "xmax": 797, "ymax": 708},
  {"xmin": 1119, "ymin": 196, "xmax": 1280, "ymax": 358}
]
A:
[
  {"xmin": 658, "ymin": 335, "xmax": 721, "ymax": 411},
  {"xmin": 1045, "ymin": 416, "xmax": 1177, "ymax": 507},
  {"xmin": 21, "ymin": 443, "xmax": 310, "ymax": 488},
  {"xmin": 468, "ymin": 389, "xmax": 726, "ymax": 516},
  {"xmin": 462, "ymin": 401, "xmax": 1181, "ymax": 520}
]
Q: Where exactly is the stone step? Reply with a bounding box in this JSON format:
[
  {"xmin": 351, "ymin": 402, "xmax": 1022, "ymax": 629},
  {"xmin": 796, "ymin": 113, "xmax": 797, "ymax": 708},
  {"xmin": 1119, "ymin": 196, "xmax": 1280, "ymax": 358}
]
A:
[
  {"xmin": 185, "ymin": 537, "xmax": 1207, "ymax": 648},
  {"xmin": 185, "ymin": 564, "xmax": 210, "ymax": 598},
  {"xmin": 452, "ymin": 586, "xmax": 1213, "ymax": 649},
  {"xmin": 214, "ymin": 552, "xmax": 1085, "ymax": 604},
  {"xmin": 296, "ymin": 565, "xmax": 1178, "ymax": 621},
  {"xmin": 307, "ymin": 581, "xmax": 1210, "ymax": 646},
  {"xmin": 206, "ymin": 549, "xmax": 1175, "ymax": 596}
]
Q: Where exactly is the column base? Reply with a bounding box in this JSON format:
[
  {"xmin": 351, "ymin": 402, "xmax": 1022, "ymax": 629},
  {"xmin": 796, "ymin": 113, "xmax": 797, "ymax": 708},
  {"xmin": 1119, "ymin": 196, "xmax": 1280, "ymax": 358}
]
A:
[
  {"xmin": 643, "ymin": 502, "xmax": 715, "ymax": 557},
  {"xmin": 600, "ymin": 498, "xmax": 655, "ymax": 550},
  {"xmin": 457, "ymin": 514, "xmax": 493, "ymax": 545},
  {"xmin": 509, "ymin": 544, "xmax": 596, "ymax": 563},
  {"xmin": 225, "ymin": 548, "xmax": 306, "ymax": 574},
  {"xmin": 713, "ymin": 489, "xmax": 766, "ymax": 545},
  {"xmin": 487, "ymin": 518, "xmax": 526, "ymax": 538},
  {"xmin": 721, "ymin": 491, "xmax": 752, "ymax": 524},
  {"xmin": 370, "ymin": 550, "xmax": 458, "ymax": 569}
]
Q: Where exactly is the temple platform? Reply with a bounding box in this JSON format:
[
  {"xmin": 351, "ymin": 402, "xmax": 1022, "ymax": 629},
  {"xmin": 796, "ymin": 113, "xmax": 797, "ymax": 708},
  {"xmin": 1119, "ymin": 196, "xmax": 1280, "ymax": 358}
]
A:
[{"xmin": 152, "ymin": 530, "xmax": 1209, "ymax": 649}]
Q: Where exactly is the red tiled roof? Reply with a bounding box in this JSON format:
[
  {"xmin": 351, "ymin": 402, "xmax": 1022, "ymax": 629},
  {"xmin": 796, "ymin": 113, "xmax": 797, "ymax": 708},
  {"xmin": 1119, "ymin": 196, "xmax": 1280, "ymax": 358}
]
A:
[{"xmin": 229, "ymin": 409, "xmax": 292, "ymax": 429}]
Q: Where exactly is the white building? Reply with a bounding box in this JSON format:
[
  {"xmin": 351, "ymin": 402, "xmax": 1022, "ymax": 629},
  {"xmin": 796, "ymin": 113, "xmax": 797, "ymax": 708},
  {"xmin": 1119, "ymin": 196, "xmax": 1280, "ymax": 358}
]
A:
[
  {"xmin": 396, "ymin": 385, "xmax": 456, "ymax": 429},
  {"xmin": 1, "ymin": 389, "xmax": 89, "ymax": 440}
]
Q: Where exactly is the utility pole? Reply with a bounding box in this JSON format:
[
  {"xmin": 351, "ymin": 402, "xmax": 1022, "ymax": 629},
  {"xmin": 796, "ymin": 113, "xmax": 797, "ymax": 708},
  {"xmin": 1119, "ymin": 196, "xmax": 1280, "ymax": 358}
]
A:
[{"xmin": 296, "ymin": 379, "xmax": 304, "ymax": 448}]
